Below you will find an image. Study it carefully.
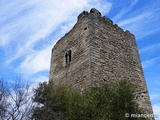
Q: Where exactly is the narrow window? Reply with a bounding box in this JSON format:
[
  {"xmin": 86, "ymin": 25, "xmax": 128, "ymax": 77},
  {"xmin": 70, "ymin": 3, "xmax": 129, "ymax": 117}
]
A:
[
  {"xmin": 69, "ymin": 50, "xmax": 71, "ymax": 62},
  {"xmin": 65, "ymin": 52, "xmax": 68, "ymax": 63},
  {"xmin": 65, "ymin": 49, "xmax": 72, "ymax": 64}
]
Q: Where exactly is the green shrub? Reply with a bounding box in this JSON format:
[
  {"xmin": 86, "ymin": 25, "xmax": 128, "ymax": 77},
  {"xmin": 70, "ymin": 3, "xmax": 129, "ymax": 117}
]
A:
[{"xmin": 32, "ymin": 80, "xmax": 148, "ymax": 120}]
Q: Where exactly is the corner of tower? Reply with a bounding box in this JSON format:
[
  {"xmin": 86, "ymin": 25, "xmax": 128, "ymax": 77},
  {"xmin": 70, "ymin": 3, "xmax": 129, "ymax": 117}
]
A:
[
  {"xmin": 90, "ymin": 8, "xmax": 102, "ymax": 17},
  {"xmin": 78, "ymin": 10, "xmax": 89, "ymax": 21},
  {"xmin": 78, "ymin": 8, "xmax": 102, "ymax": 21},
  {"xmin": 125, "ymin": 30, "xmax": 135, "ymax": 40}
]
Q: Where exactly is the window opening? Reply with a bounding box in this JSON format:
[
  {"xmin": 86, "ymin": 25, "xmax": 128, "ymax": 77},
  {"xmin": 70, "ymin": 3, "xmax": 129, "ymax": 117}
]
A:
[
  {"xmin": 69, "ymin": 50, "xmax": 71, "ymax": 62},
  {"xmin": 65, "ymin": 49, "xmax": 72, "ymax": 64}
]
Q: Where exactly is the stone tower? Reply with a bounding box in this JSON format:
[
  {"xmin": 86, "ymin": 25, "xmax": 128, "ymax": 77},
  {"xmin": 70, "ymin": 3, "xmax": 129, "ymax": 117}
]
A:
[{"xmin": 49, "ymin": 8, "xmax": 153, "ymax": 115}]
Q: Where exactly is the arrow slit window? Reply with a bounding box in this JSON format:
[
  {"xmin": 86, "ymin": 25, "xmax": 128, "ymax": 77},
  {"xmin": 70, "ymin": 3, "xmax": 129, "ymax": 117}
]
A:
[{"xmin": 65, "ymin": 49, "xmax": 71, "ymax": 64}]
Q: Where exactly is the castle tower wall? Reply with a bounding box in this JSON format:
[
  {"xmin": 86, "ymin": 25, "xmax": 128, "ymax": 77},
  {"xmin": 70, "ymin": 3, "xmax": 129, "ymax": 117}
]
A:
[
  {"xmin": 49, "ymin": 11, "xmax": 92, "ymax": 91},
  {"xmin": 87, "ymin": 9, "xmax": 152, "ymax": 114},
  {"xmin": 49, "ymin": 8, "xmax": 153, "ymax": 117}
]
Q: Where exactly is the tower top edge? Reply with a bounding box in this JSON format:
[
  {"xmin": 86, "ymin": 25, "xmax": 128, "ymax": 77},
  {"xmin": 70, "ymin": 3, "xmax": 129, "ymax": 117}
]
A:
[
  {"xmin": 78, "ymin": 8, "xmax": 135, "ymax": 38},
  {"xmin": 53, "ymin": 8, "xmax": 135, "ymax": 49},
  {"xmin": 78, "ymin": 8, "xmax": 101, "ymax": 20}
]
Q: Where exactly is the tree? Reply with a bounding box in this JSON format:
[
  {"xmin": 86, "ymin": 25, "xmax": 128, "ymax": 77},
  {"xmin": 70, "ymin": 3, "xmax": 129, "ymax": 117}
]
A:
[
  {"xmin": 0, "ymin": 77, "xmax": 34, "ymax": 120},
  {"xmin": 32, "ymin": 80, "xmax": 148, "ymax": 120},
  {"xmin": 0, "ymin": 79, "xmax": 9, "ymax": 119},
  {"xmin": 32, "ymin": 81, "xmax": 63, "ymax": 120}
]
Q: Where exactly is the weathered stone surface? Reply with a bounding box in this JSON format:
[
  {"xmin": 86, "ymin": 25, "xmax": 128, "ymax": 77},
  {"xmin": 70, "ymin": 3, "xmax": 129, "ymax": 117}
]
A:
[{"xmin": 49, "ymin": 8, "xmax": 154, "ymax": 119}]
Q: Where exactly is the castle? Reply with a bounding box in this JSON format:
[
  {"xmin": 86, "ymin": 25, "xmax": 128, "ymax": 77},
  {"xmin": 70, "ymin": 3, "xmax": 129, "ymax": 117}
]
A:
[{"xmin": 49, "ymin": 8, "xmax": 153, "ymax": 116}]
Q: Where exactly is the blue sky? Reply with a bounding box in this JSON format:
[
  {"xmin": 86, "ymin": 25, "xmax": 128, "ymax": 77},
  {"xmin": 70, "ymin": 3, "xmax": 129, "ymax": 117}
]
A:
[{"xmin": 0, "ymin": 0, "xmax": 160, "ymax": 118}]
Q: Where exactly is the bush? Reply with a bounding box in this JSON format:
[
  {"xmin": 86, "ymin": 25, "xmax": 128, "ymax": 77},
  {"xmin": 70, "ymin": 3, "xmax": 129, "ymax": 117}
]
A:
[{"xmin": 32, "ymin": 80, "xmax": 148, "ymax": 120}]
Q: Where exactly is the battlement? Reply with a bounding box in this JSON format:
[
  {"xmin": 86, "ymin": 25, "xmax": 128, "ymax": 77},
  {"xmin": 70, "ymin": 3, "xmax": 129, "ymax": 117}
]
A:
[
  {"xmin": 78, "ymin": 8, "xmax": 101, "ymax": 20},
  {"xmin": 78, "ymin": 11, "xmax": 89, "ymax": 20},
  {"xmin": 78, "ymin": 8, "xmax": 134, "ymax": 39}
]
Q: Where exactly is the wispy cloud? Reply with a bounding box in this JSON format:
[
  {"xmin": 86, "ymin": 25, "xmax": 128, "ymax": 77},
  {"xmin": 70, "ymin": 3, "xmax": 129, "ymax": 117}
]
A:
[
  {"xmin": 18, "ymin": 46, "xmax": 52, "ymax": 75},
  {"xmin": 30, "ymin": 75, "xmax": 49, "ymax": 85},
  {"xmin": 114, "ymin": 0, "xmax": 160, "ymax": 39},
  {"xmin": 139, "ymin": 43, "xmax": 160, "ymax": 54},
  {"xmin": 113, "ymin": 0, "xmax": 138, "ymax": 22},
  {"xmin": 142, "ymin": 57, "xmax": 160, "ymax": 69},
  {"xmin": 0, "ymin": 0, "xmax": 112, "ymax": 79},
  {"xmin": 137, "ymin": 28, "xmax": 160, "ymax": 40},
  {"xmin": 152, "ymin": 103, "xmax": 160, "ymax": 120},
  {"xmin": 117, "ymin": 12, "xmax": 151, "ymax": 27}
]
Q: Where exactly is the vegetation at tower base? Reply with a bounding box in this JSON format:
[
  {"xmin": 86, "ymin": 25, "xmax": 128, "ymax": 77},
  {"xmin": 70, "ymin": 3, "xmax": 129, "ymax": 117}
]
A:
[
  {"xmin": 32, "ymin": 80, "xmax": 149, "ymax": 120},
  {"xmin": 32, "ymin": 81, "xmax": 63, "ymax": 120}
]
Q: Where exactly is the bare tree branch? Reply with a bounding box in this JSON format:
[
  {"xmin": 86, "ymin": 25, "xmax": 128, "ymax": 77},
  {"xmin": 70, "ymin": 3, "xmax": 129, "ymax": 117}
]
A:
[{"xmin": 0, "ymin": 77, "xmax": 34, "ymax": 120}]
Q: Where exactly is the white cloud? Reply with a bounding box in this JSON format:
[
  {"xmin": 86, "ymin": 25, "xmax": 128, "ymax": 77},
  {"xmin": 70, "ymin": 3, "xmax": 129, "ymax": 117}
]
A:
[
  {"xmin": 18, "ymin": 45, "xmax": 52, "ymax": 75},
  {"xmin": 114, "ymin": 0, "xmax": 160, "ymax": 40},
  {"xmin": 0, "ymin": 0, "xmax": 40, "ymax": 46},
  {"xmin": 139, "ymin": 43, "xmax": 160, "ymax": 54},
  {"xmin": 152, "ymin": 103, "xmax": 160, "ymax": 120},
  {"xmin": 1, "ymin": 0, "xmax": 112, "ymax": 77},
  {"xmin": 30, "ymin": 75, "xmax": 49, "ymax": 85},
  {"xmin": 113, "ymin": 0, "xmax": 138, "ymax": 22},
  {"xmin": 137, "ymin": 28, "xmax": 160, "ymax": 40},
  {"xmin": 0, "ymin": 0, "xmax": 112, "ymax": 46},
  {"xmin": 117, "ymin": 12, "xmax": 151, "ymax": 27},
  {"xmin": 142, "ymin": 57, "xmax": 160, "ymax": 69}
]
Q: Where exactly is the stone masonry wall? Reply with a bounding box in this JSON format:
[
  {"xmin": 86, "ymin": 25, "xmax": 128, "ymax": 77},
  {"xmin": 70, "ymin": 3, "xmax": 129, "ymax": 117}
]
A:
[
  {"xmin": 87, "ymin": 9, "xmax": 153, "ymax": 115},
  {"xmin": 49, "ymin": 12, "xmax": 92, "ymax": 91},
  {"xmin": 49, "ymin": 8, "xmax": 153, "ymax": 118}
]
